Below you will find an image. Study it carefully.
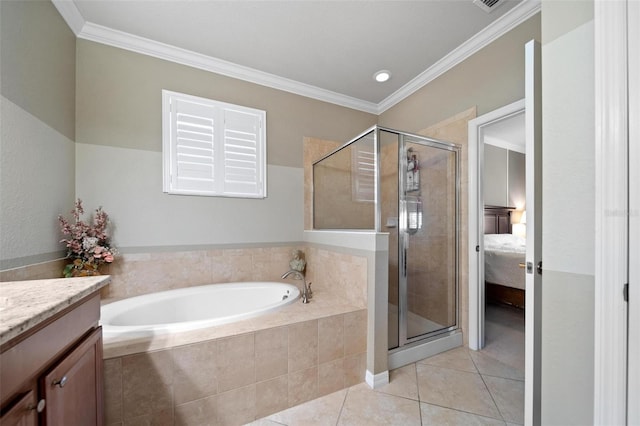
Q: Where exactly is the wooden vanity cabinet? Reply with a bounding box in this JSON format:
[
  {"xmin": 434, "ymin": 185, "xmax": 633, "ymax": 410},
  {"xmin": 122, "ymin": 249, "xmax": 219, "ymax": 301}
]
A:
[
  {"xmin": 40, "ymin": 327, "xmax": 103, "ymax": 425},
  {"xmin": 0, "ymin": 390, "xmax": 37, "ymax": 426},
  {"xmin": 0, "ymin": 293, "xmax": 103, "ymax": 426}
]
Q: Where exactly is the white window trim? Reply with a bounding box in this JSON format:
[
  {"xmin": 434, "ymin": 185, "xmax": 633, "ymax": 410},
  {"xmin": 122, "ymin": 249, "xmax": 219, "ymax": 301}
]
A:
[{"xmin": 162, "ymin": 90, "xmax": 267, "ymax": 198}]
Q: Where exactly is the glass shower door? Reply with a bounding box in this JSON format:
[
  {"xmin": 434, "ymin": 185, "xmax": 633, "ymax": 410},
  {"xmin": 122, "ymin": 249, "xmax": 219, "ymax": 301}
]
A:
[{"xmin": 400, "ymin": 137, "xmax": 458, "ymax": 342}]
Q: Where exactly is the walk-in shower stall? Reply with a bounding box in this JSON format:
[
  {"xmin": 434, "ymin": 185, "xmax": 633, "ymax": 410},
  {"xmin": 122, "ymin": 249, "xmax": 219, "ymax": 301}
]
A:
[{"xmin": 313, "ymin": 126, "xmax": 460, "ymax": 355}]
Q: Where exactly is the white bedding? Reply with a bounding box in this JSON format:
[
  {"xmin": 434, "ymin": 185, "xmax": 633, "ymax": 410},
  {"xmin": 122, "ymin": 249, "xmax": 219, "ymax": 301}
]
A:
[{"xmin": 484, "ymin": 234, "xmax": 526, "ymax": 290}]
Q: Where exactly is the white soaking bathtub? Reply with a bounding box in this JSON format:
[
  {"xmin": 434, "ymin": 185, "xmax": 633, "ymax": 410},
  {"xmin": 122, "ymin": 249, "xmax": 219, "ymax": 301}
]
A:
[{"xmin": 101, "ymin": 282, "xmax": 299, "ymax": 339}]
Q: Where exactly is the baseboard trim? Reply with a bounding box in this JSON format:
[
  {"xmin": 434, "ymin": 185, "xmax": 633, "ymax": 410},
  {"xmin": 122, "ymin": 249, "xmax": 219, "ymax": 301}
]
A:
[{"xmin": 365, "ymin": 369, "xmax": 389, "ymax": 389}]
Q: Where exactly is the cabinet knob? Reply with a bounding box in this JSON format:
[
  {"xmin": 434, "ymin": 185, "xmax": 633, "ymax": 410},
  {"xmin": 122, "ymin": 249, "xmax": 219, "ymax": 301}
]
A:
[
  {"xmin": 29, "ymin": 399, "xmax": 46, "ymax": 413},
  {"xmin": 52, "ymin": 376, "xmax": 68, "ymax": 388}
]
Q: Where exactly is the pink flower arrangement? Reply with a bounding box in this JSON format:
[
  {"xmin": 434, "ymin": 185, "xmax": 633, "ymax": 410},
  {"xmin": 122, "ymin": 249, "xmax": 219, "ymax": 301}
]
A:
[{"xmin": 58, "ymin": 199, "xmax": 117, "ymax": 277}]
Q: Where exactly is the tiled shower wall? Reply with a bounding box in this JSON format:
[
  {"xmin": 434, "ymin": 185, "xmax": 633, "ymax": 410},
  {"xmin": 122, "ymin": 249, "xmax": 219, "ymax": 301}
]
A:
[{"xmin": 405, "ymin": 149, "xmax": 457, "ymax": 327}]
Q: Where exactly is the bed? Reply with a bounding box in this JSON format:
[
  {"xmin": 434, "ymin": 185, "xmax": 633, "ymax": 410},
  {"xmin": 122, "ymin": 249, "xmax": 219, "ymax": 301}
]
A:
[{"xmin": 484, "ymin": 207, "xmax": 526, "ymax": 308}]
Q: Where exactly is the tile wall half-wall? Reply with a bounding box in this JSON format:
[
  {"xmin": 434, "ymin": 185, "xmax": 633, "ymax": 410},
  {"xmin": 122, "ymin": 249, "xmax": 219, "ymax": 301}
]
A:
[{"xmin": 103, "ymin": 309, "xmax": 367, "ymax": 425}]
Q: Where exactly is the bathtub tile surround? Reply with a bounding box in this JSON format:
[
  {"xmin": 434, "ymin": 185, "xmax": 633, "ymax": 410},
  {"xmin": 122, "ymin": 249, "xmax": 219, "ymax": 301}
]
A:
[
  {"xmin": 103, "ymin": 358, "xmax": 123, "ymax": 425},
  {"xmin": 288, "ymin": 366, "xmax": 319, "ymax": 407},
  {"xmin": 95, "ymin": 234, "xmax": 372, "ymax": 424},
  {"xmin": 255, "ymin": 326, "xmax": 288, "ymax": 382},
  {"xmin": 0, "ymin": 258, "xmax": 67, "ymax": 282},
  {"xmin": 344, "ymin": 352, "xmax": 368, "ymax": 387},
  {"xmin": 344, "ymin": 310, "xmax": 368, "ymax": 356},
  {"xmin": 256, "ymin": 375, "xmax": 289, "ymax": 418},
  {"xmin": 173, "ymin": 340, "xmax": 218, "ymax": 405},
  {"xmin": 305, "ymin": 246, "xmax": 368, "ymax": 308},
  {"xmin": 217, "ymin": 333, "xmax": 256, "ymax": 392},
  {"xmin": 122, "ymin": 350, "xmax": 174, "ymax": 420},
  {"xmin": 288, "ymin": 319, "xmax": 319, "ymax": 373},
  {"xmin": 318, "ymin": 315, "xmax": 344, "ymax": 363},
  {"xmin": 318, "ymin": 358, "xmax": 347, "ymax": 396},
  {"xmin": 99, "ymin": 249, "xmax": 216, "ymax": 299},
  {"xmin": 103, "ymin": 309, "xmax": 367, "ymax": 425},
  {"xmin": 98, "ymin": 244, "xmax": 367, "ymax": 304}
]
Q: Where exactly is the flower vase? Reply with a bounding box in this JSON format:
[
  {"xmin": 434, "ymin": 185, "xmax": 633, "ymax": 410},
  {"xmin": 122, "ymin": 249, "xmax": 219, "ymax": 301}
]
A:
[{"xmin": 66, "ymin": 262, "xmax": 101, "ymax": 277}]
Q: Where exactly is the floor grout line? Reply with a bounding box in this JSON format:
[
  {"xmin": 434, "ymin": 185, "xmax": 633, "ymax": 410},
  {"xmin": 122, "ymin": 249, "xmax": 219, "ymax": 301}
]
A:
[
  {"xmin": 334, "ymin": 383, "xmax": 350, "ymax": 425},
  {"xmin": 415, "ymin": 362, "xmax": 424, "ymax": 425},
  {"xmin": 419, "ymin": 400, "xmax": 508, "ymax": 423},
  {"xmin": 477, "ymin": 371, "xmax": 507, "ymax": 423}
]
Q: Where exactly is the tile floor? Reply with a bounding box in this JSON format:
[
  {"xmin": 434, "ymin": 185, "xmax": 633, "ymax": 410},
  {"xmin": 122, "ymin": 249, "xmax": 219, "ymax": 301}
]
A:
[{"xmin": 249, "ymin": 303, "xmax": 525, "ymax": 426}]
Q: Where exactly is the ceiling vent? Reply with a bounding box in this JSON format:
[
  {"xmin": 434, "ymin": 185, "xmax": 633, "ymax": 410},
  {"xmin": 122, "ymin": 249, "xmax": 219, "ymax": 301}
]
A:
[{"xmin": 473, "ymin": 0, "xmax": 506, "ymax": 13}]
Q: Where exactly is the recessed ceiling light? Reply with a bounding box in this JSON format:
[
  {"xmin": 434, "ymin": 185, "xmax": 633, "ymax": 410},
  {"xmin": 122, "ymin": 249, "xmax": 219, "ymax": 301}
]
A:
[{"xmin": 373, "ymin": 70, "xmax": 391, "ymax": 83}]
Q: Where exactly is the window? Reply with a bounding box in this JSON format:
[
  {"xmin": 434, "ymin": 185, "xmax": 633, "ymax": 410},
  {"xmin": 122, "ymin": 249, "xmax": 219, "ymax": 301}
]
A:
[
  {"xmin": 351, "ymin": 142, "xmax": 375, "ymax": 203},
  {"xmin": 162, "ymin": 90, "xmax": 266, "ymax": 198}
]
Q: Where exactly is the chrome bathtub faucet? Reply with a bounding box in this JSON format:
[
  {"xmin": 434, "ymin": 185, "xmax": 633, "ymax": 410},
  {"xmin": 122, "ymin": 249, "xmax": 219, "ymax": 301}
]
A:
[{"xmin": 281, "ymin": 270, "xmax": 312, "ymax": 303}]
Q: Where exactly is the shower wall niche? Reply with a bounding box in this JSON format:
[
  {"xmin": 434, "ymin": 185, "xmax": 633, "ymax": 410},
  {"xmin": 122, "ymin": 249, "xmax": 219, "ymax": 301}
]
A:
[{"xmin": 313, "ymin": 126, "xmax": 460, "ymax": 351}]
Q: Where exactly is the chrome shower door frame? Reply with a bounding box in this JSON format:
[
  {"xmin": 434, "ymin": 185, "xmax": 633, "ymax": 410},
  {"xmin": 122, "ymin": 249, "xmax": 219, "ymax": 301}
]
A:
[{"xmin": 392, "ymin": 128, "xmax": 461, "ymax": 348}]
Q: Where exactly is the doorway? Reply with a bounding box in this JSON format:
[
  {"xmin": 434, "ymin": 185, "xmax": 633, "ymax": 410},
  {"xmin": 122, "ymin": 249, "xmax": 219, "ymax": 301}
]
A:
[
  {"xmin": 469, "ymin": 41, "xmax": 543, "ymax": 426},
  {"xmin": 468, "ymin": 99, "xmax": 525, "ymax": 351}
]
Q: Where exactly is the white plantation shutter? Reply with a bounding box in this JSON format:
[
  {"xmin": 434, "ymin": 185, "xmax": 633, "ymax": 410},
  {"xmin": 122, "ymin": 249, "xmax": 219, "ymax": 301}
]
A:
[
  {"xmin": 222, "ymin": 108, "xmax": 263, "ymax": 196},
  {"xmin": 352, "ymin": 145, "xmax": 375, "ymax": 202},
  {"xmin": 172, "ymin": 98, "xmax": 216, "ymax": 193},
  {"xmin": 163, "ymin": 90, "xmax": 266, "ymax": 198}
]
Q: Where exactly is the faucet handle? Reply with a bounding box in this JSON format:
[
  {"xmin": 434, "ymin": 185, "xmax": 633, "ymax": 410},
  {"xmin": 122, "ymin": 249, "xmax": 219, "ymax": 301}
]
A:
[{"xmin": 307, "ymin": 282, "xmax": 312, "ymax": 298}]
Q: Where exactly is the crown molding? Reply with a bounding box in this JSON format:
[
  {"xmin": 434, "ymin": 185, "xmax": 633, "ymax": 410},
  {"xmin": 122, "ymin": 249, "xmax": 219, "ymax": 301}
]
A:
[
  {"xmin": 51, "ymin": 0, "xmax": 85, "ymax": 36},
  {"xmin": 376, "ymin": 0, "xmax": 541, "ymax": 114},
  {"xmin": 52, "ymin": 0, "xmax": 539, "ymax": 116},
  {"xmin": 78, "ymin": 22, "xmax": 379, "ymax": 114}
]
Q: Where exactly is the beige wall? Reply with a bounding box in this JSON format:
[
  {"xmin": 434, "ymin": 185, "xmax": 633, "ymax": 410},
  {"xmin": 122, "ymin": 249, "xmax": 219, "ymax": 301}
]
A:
[
  {"xmin": 378, "ymin": 14, "xmax": 541, "ymax": 133},
  {"xmin": 76, "ymin": 40, "xmax": 376, "ymax": 168},
  {"xmin": 0, "ymin": 4, "xmax": 540, "ymax": 270},
  {"xmin": 74, "ymin": 40, "xmax": 376, "ymax": 251},
  {"xmin": 0, "ymin": 0, "xmax": 76, "ymax": 269}
]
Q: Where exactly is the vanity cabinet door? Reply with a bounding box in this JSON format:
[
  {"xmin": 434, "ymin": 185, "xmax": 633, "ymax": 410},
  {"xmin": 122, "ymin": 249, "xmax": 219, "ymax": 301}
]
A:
[
  {"xmin": 0, "ymin": 389, "xmax": 38, "ymax": 426},
  {"xmin": 40, "ymin": 327, "xmax": 103, "ymax": 426}
]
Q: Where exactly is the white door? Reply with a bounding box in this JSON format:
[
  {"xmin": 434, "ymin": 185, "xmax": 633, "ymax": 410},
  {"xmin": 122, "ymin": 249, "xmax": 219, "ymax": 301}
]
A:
[
  {"xmin": 524, "ymin": 39, "xmax": 542, "ymax": 426},
  {"xmin": 467, "ymin": 40, "xmax": 542, "ymax": 424},
  {"xmin": 593, "ymin": 0, "xmax": 638, "ymax": 423},
  {"xmin": 627, "ymin": 0, "xmax": 639, "ymax": 422}
]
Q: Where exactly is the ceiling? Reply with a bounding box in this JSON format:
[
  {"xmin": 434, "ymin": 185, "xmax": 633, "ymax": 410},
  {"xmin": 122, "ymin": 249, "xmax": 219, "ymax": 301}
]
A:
[{"xmin": 53, "ymin": 0, "xmax": 540, "ymax": 113}]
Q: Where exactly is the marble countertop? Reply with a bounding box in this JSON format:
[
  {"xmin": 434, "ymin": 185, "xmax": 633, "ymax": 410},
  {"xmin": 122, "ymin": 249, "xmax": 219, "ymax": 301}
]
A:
[{"xmin": 0, "ymin": 276, "xmax": 111, "ymax": 346}]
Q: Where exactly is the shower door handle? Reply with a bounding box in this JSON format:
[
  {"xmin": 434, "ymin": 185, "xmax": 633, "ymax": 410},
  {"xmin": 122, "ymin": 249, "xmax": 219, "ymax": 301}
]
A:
[{"xmin": 403, "ymin": 248, "xmax": 407, "ymax": 277}]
